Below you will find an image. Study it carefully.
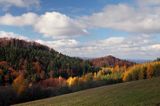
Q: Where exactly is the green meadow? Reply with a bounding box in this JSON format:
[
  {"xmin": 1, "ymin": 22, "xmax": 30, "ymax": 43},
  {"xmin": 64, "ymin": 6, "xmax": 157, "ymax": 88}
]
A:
[{"xmin": 16, "ymin": 77, "xmax": 160, "ymax": 106}]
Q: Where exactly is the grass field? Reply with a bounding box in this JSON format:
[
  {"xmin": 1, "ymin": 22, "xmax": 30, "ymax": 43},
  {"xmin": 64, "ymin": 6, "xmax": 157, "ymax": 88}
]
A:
[{"xmin": 15, "ymin": 77, "xmax": 160, "ymax": 106}]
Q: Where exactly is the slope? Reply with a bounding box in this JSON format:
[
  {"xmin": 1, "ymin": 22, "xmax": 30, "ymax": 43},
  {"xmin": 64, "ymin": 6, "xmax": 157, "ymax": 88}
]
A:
[{"xmin": 15, "ymin": 77, "xmax": 160, "ymax": 106}]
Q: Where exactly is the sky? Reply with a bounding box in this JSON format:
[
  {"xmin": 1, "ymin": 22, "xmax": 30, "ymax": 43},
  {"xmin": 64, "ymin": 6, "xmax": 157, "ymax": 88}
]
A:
[{"xmin": 0, "ymin": 0, "xmax": 160, "ymax": 60}]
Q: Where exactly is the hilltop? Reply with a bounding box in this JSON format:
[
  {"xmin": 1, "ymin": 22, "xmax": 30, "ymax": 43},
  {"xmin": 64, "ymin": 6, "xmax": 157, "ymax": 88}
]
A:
[{"xmin": 91, "ymin": 55, "xmax": 135, "ymax": 67}]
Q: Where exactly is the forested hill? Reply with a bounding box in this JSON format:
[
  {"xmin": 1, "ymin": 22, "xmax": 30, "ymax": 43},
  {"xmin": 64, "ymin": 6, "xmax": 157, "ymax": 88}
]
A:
[
  {"xmin": 0, "ymin": 38, "xmax": 96, "ymax": 85},
  {"xmin": 0, "ymin": 37, "xmax": 135, "ymax": 86},
  {"xmin": 0, "ymin": 38, "xmax": 144, "ymax": 105},
  {"xmin": 91, "ymin": 55, "xmax": 135, "ymax": 67}
]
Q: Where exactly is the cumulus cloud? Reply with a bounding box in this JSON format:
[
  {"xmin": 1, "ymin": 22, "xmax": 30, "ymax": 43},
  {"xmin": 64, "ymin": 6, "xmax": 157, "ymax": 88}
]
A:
[
  {"xmin": 34, "ymin": 12, "xmax": 87, "ymax": 38},
  {"xmin": 0, "ymin": 0, "xmax": 40, "ymax": 9},
  {"xmin": 0, "ymin": 12, "xmax": 87, "ymax": 38},
  {"xmin": 83, "ymin": 3, "xmax": 160, "ymax": 34},
  {"xmin": 0, "ymin": 12, "xmax": 38, "ymax": 26}
]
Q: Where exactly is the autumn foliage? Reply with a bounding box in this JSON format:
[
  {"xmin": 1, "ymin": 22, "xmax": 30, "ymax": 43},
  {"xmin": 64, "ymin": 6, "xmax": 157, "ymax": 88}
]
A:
[
  {"xmin": 123, "ymin": 62, "xmax": 160, "ymax": 81},
  {"xmin": 1, "ymin": 38, "xmax": 160, "ymax": 105},
  {"xmin": 40, "ymin": 76, "xmax": 67, "ymax": 88},
  {"xmin": 12, "ymin": 74, "xmax": 27, "ymax": 94}
]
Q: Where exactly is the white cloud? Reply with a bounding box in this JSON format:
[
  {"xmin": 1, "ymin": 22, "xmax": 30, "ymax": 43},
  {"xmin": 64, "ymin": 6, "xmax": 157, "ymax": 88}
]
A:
[
  {"xmin": 138, "ymin": 0, "xmax": 160, "ymax": 6},
  {"xmin": 34, "ymin": 34, "xmax": 159, "ymax": 59},
  {"xmin": 0, "ymin": 0, "xmax": 40, "ymax": 9},
  {"xmin": 35, "ymin": 39, "xmax": 80, "ymax": 56},
  {"xmin": 48, "ymin": 34, "xmax": 159, "ymax": 59},
  {"xmin": 0, "ymin": 31, "xmax": 29, "ymax": 40},
  {"xmin": 151, "ymin": 44, "xmax": 160, "ymax": 50},
  {"xmin": 0, "ymin": 12, "xmax": 87, "ymax": 38},
  {"xmin": 36, "ymin": 39, "xmax": 78, "ymax": 49},
  {"xmin": 0, "ymin": 12, "xmax": 38, "ymax": 26},
  {"xmin": 82, "ymin": 2, "xmax": 160, "ymax": 34},
  {"xmin": 34, "ymin": 12, "xmax": 87, "ymax": 38},
  {"xmin": 99, "ymin": 37, "xmax": 124, "ymax": 46}
]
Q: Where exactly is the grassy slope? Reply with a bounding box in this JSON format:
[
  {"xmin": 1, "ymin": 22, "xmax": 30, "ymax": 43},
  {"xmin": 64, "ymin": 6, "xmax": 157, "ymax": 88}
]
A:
[{"xmin": 15, "ymin": 77, "xmax": 160, "ymax": 106}]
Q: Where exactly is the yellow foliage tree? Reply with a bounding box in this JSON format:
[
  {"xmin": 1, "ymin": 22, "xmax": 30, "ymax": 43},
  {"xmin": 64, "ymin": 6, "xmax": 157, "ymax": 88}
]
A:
[
  {"xmin": 147, "ymin": 64, "xmax": 154, "ymax": 79},
  {"xmin": 93, "ymin": 72, "xmax": 99, "ymax": 81},
  {"xmin": 66, "ymin": 77, "xmax": 78, "ymax": 87},
  {"xmin": 123, "ymin": 62, "xmax": 160, "ymax": 82},
  {"xmin": 138, "ymin": 66, "xmax": 146, "ymax": 80},
  {"xmin": 123, "ymin": 71, "xmax": 131, "ymax": 81}
]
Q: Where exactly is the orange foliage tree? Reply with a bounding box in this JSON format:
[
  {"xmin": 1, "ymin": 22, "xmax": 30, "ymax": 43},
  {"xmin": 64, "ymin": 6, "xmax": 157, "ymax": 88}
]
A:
[
  {"xmin": 147, "ymin": 64, "xmax": 154, "ymax": 79},
  {"xmin": 12, "ymin": 74, "xmax": 27, "ymax": 94}
]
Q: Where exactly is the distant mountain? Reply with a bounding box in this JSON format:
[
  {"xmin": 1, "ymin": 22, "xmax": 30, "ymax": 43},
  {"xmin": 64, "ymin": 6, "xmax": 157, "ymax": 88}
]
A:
[{"xmin": 90, "ymin": 55, "xmax": 135, "ymax": 67}]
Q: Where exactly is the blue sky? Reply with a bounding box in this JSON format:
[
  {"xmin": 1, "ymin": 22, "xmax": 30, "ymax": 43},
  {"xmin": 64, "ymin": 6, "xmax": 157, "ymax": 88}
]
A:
[
  {"xmin": 0, "ymin": 0, "xmax": 160, "ymax": 59},
  {"xmin": 0, "ymin": 0, "xmax": 134, "ymax": 16}
]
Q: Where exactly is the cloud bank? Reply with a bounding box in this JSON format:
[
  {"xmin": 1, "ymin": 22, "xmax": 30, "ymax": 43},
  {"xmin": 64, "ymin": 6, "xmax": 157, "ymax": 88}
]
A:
[
  {"xmin": 1, "ymin": 0, "xmax": 160, "ymax": 38},
  {"xmin": 0, "ymin": 30, "xmax": 159, "ymax": 59}
]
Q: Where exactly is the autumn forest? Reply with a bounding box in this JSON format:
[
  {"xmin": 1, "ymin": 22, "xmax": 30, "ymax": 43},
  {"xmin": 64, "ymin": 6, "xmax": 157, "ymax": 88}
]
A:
[{"xmin": 0, "ymin": 38, "xmax": 159, "ymax": 106}]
